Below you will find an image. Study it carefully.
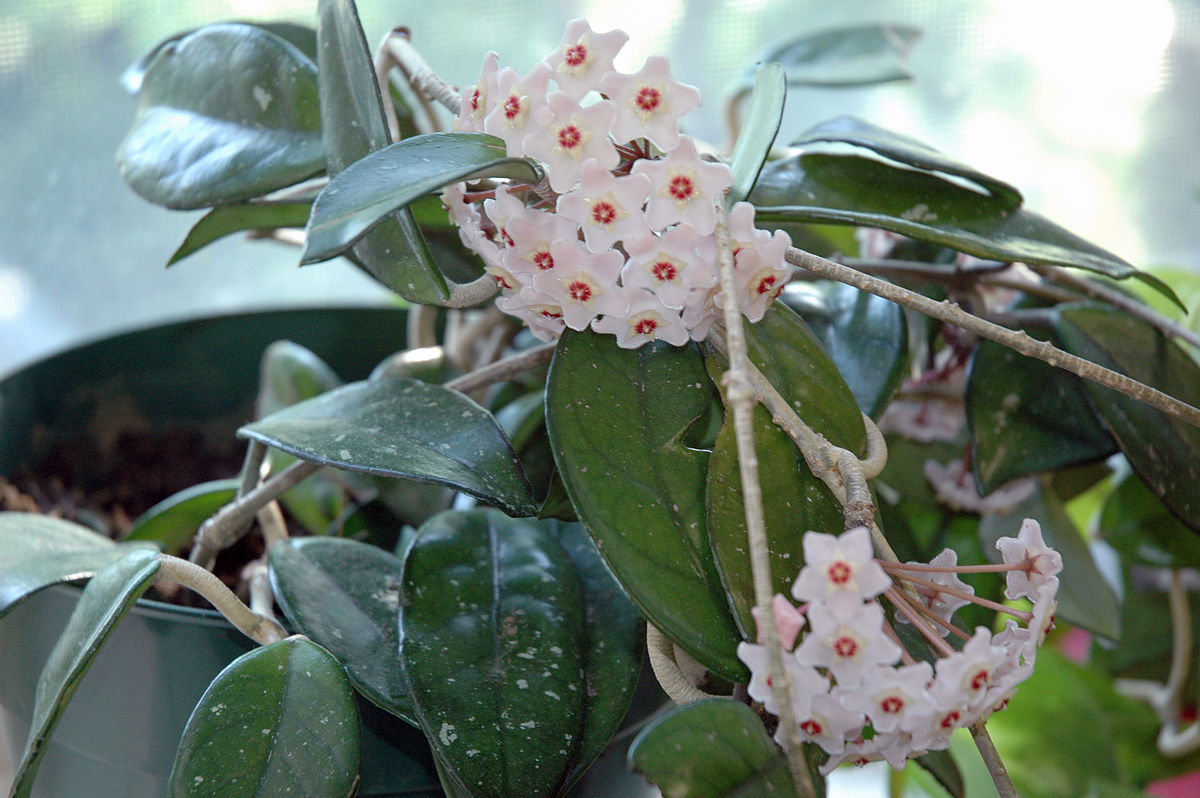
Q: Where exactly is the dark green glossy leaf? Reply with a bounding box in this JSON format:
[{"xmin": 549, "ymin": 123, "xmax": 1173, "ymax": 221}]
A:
[
  {"xmin": 979, "ymin": 485, "xmax": 1120, "ymax": 640},
  {"xmin": 168, "ymin": 201, "xmax": 311, "ymax": 264},
  {"xmin": 121, "ymin": 22, "xmax": 318, "ymax": 94},
  {"xmin": 628, "ymin": 699, "xmax": 798, "ymax": 798},
  {"xmin": 316, "ymin": 0, "xmax": 447, "ymax": 304},
  {"xmin": 268, "ymin": 536, "xmax": 414, "ymax": 723},
  {"xmin": 0, "ymin": 512, "xmax": 153, "ymax": 617},
  {"xmin": 728, "ymin": 62, "xmax": 785, "ymax": 204},
  {"xmin": 750, "ymin": 151, "xmax": 1138, "ymax": 279},
  {"xmin": 914, "ymin": 750, "xmax": 965, "ymax": 798},
  {"xmin": 793, "ymin": 116, "xmax": 1021, "ymax": 207},
  {"xmin": 303, "ymin": 132, "xmax": 541, "ymax": 266},
  {"xmin": 706, "ymin": 406, "xmax": 843, "ymax": 636},
  {"xmin": 256, "ymin": 339, "xmax": 342, "ymax": 418},
  {"xmin": 783, "ymin": 280, "xmax": 908, "ymax": 418},
  {"xmin": 240, "ymin": 377, "xmax": 536, "ymax": 516},
  {"xmin": 1055, "ymin": 304, "xmax": 1200, "ymax": 533},
  {"xmin": 546, "ymin": 330, "xmax": 745, "ymax": 681},
  {"xmin": 1101, "ymin": 472, "xmax": 1200, "ymax": 568},
  {"xmin": 117, "ymin": 23, "xmax": 322, "ymax": 209},
  {"xmin": 124, "ymin": 479, "xmax": 240, "ymax": 554},
  {"xmin": 10, "ymin": 548, "xmax": 161, "ymax": 798},
  {"xmin": 755, "ymin": 23, "xmax": 921, "ymax": 88},
  {"xmin": 967, "ymin": 337, "xmax": 1116, "ymax": 493},
  {"xmin": 169, "ymin": 636, "xmax": 360, "ymax": 797},
  {"xmin": 399, "ymin": 510, "xmax": 585, "ymax": 797},
  {"xmin": 542, "ymin": 519, "xmax": 643, "ymax": 789}
]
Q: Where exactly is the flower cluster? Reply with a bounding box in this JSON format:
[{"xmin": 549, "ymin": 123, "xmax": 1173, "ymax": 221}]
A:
[
  {"xmin": 737, "ymin": 520, "xmax": 1061, "ymax": 773},
  {"xmin": 446, "ymin": 20, "xmax": 793, "ymax": 348}
]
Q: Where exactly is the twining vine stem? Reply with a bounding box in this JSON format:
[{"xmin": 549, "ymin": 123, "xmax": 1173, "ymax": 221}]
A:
[
  {"xmin": 786, "ymin": 247, "xmax": 1200, "ymax": 429},
  {"xmin": 157, "ymin": 555, "xmax": 286, "ymax": 645}
]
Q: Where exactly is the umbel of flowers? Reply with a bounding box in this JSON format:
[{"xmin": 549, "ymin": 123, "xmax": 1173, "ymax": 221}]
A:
[
  {"xmin": 738, "ymin": 520, "xmax": 1062, "ymax": 773},
  {"xmin": 445, "ymin": 20, "xmax": 793, "ymax": 348}
]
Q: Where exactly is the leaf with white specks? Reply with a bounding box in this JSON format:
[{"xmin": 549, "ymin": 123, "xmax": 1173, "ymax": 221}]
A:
[
  {"xmin": 169, "ymin": 636, "xmax": 361, "ymax": 797},
  {"xmin": 399, "ymin": 510, "xmax": 587, "ymax": 797}
]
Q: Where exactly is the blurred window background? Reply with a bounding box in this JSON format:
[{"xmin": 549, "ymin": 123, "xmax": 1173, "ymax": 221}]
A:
[{"xmin": 2, "ymin": 0, "xmax": 1199, "ymax": 376}]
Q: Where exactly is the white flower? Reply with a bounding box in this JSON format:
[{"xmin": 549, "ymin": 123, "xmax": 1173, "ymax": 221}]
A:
[
  {"xmin": 933, "ymin": 627, "xmax": 1007, "ymax": 711},
  {"xmin": 591, "ymin": 288, "xmax": 690, "ymax": 348},
  {"xmin": 622, "ymin": 223, "xmax": 717, "ymax": 309},
  {"xmin": 632, "ymin": 136, "xmax": 731, "ymax": 235},
  {"xmin": 923, "ymin": 458, "xmax": 1036, "ymax": 515},
  {"xmin": 483, "ymin": 64, "xmax": 551, "ymax": 157},
  {"xmin": 794, "ymin": 688, "xmax": 866, "ymax": 755},
  {"xmin": 544, "ymin": 19, "xmax": 629, "ymax": 100},
  {"xmin": 554, "ymin": 160, "xmax": 652, "ymax": 252},
  {"xmin": 792, "ymin": 526, "xmax": 892, "ymax": 612},
  {"xmin": 525, "ymin": 92, "xmax": 618, "ymax": 192},
  {"xmin": 598, "ymin": 55, "xmax": 701, "ymax": 150},
  {"xmin": 738, "ymin": 641, "xmax": 829, "ymax": 720},
  {"xmin": 530, "ymin": 241, "xmax": 626, "ymax": 331},
  {"xmin": 895, "ymin": 548, "xmax": 974, "ymax": 636},
  {"xmin": 838, "ymin": 662, "xmax": 935, "ymax": 734},
  {"xmin": 996, "ymin": 518, "xmax": 1064, "ymax": 601},
  {"xmin": 794, "ymin": 600, "xmax": 901, "ymax": 687},
  {"xmin": 456, "ymin": 51, "xmax": 499, "ymax": 133}
]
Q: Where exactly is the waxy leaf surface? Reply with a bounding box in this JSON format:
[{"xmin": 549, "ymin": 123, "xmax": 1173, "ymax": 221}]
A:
[
  {"xmin": 755, "ymin": 23, "xmax": 921, "ymax": 87},
  {"xmin": 168, "ymin": 201, "xmax": 312, "ymax": 264},
  {"xmin": 546, "ymin": 330, "xmax": 746, "ymax": 680},
  {"xmin": 315, "ymin": 0, "xmax": 447, "ymax": 303},
  {"xmin": 1101, "ymin": 472, "xmax": 1200, "ymax": 568},
  {"xmin": 628, "ymin": 699, "xmax": 797, "ymax": 798},
  {"xmin": 728, "ymin": 62, "xmax": 786, "ymax": 204},
  {"xmin": 399, "ymin": 510, "xmax": 586, "ymax": 797},
  {"xmin": 303, "ymin": 132, "xmax": 541, "ymax": 265},
  {"xmin": 10, "ymin": 548, "xmax": 161, "ymax": 798},
  {"xmin": 1055, "ymin": 304, "xmax": 1200, "ymax": 533},
  {"xmin": 117, "ymin": 23, "xmax": 323, "ymax": 209},
  {"xmin": 0, "ymin": 512, "xmax": 154, "ymax": 617},
  {"xmin": 240, "ymin": 377, "xmax": 536, "ymax": 516},
  {"xmin": 124, "ymin": 479, "xmax": 240, "ymax": 555},
  {"xmin": 269, "ymin": 536, "xmax": 414, "ymax": 723},
  {"xmin": 169, "ymin": 636, "xmax": 360, "ymax": 797}
]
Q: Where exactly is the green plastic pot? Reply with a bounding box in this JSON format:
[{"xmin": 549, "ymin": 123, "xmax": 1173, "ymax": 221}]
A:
[{"xmin": 0, "ymin": 307, "xmax": 441, "ymax": 797}]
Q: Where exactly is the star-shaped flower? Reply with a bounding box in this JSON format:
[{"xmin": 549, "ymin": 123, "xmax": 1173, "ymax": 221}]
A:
[
  {"xmin": 483, "ymin": 64, "xmax": 551, "ymax": 157},
  {"xmin": 591, "ymin": 288, "xmax": 689, "ymax": 348},
  {"xmin": 632, "ymin": 136, "xmax": 732, "ymax": 235},
  {"xmin": 544, "ymin": 19, "xmax": 629, "ymax": 100},
  {"xmin": 996, "ymin": 518, "xmax": 1064, "ymax": 601},
  {"xmin": 456, "ymin": 51, "xmax": 499, "ymax": 133},
  {"xmin": 933, "ymin": 627, "xmax": 1007, "ymax": 711},
  {"xmin": 598, "ymin": 55, "xmax": 701, "ymax": 150},
  {"xmin": 495, "ymin": 284, "xmax": 565, "ymax": 342},
  {"xmin": 555, "ymin": 159, "xmax": 651, "ymax": 252},
  {"xmin": 793, "ymin": 689, "xmax": 866, "ymax": 755},
  {"xmin": 792, "ymin": 527, "xmax": 892, "ymax": 612},
  {"xmin": 531, "ymin": 241, "xmax": 626, "ymax": 331},
  {"xmin": 623, "ymin": 223, "xmax": 718, "ymax": 309},
  {"xmin": 503, "ymin": 209, "xmax": 581, "ymax": 279},
  {"xmin": 794, "ymin": 600, "xmax": 901, "ymax": 687},
  {"xmin": 838, "ymin": 662, "xmax": 936, "ymax": 734},
  {"xmin": 525, "ymin": 93, "xmax": 618, "ymax": 193},
  {"xmin": 738, "ymin": 641, "xmax": 828, "ymax": 720}
]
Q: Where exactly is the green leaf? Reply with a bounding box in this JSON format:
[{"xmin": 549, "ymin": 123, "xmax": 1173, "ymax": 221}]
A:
[
  {"xmin": 168, "ymin": 201, "xmax": 312, "ymax": 264},
  {"xmin": 542, "ymin": 519, "xmax": 643, "ymax": 790},
  {"xmin": 256, "ymin": 339, "xmax": 343, "ymax": 418},
  {"xmin": 728, "ymin": 62, "xmax": 786, "ymax": 204},
  {"xmin": 315, "ymin": 0, "xmax": 447, "ymax": 304},
  {"xmin": 979, "ymin": 484, "xmax": 1121, "ymax": 640},
  {"xmin": 628, "ymin": 699, "xmax": 799, "ymax": 798},
  {"xmin": 268, "ymin": 536, "xmax": 415, "ymax": 723},
  {"xmin": 914, "ymin": 750, "xmax": 965, "ymax": 798},
  {"xmin": 1101, "ymin": 471, "xmax": 1200, "ymax": 568},
  {"xmin": 121, "ymin": 22, "xmax": 319, "ymax": 94},
  {"xmin": 169, "ymin": 636, "xmax": 360, "ymax": 798},
  {"xmin": 750, "ymin": 150, "xmax": 1139, "ymax": 280},
  {"xmin": 1055, "ymin": 304, "xmax": 1200, "ymax": 533},
  {"xmin": 545, "ymin": 330, "xmax": 746, "ymax": 681},
  {"xmin": 399, "ymin": 510, "xmax": 586, "ymax": 797},
  {"xmin": 0, "ymin": 512, "xmax": 153, "ymax": 617},
  {"xmin": 240, "ymin": 377, "xmax": 536, "ymax": 516},
  {"xmin": 117, "ymin": 23, "xmax": 323, "ymax": 209},
  {"xmin": 303, "ymin": 132, "xmax": 541, "ymax": 266},
  {"xmin": 755, "ymin": 24, "xmax": 921, "ymax": 88},
  {"xmin": 706, "ymin": 406, "xmax": 843, "ymax": 636},
  {"xmin": 967, "ymin": 337, "xmax": 1116, "ymax": 493},
  {"xmin": 783, "ymin": 280, "xmax": 909, "ymax": 418},
  {"xmin": 793, "ymin": 116, "xmax": 1021, "ymax": 207},
  {"xmin": 124, "ymin": 479, "xmax": 240, "ymax": 554},
  {"xmin": 10, "ymin": 548, "xmax": 161, "ymax": 798}
]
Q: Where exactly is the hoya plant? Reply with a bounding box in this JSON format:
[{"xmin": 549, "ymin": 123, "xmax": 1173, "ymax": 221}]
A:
[{"xmin": 4, "ymin": 1, "xmax": 1200, "ymax": 796}]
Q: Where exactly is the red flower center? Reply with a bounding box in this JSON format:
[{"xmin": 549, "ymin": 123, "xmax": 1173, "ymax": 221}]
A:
[
  {"xmin": 635, "ymin": 86, "xmax": 662, "ymax": 113},
  {"xmin": 533, "ymin": 250, "xmax": 554, "ymax": 271},
  {"xmin": 940, "ymin": 710, "xmax": 961, "ymax": 729},
  {"xmin": 539, "ymin": 308, "xmax": 562, "ymax": 319},
  {"xmin": 800, "ymin": 719, "xmax": 823, "ymax": 736},
  {"xmin": 566, "ymin": 281, "xmax": 593, "ymax": 302},
  {"xmin": 755, "ymin": 275, "xmax": 778, "ymax": 295},
  {"xmin": 591, "ymin": 202, "xmax": 617, "ymax": 225},
  {"xmin": 880, "ymin": 696, "xmax": 905, "ymax": 714},
  {"xmin": 651, "ymin": 260, "xmax": 678, "ymax": 282},
  {"xmin": 668, "ymin": 175, "xmax": 694, "ymax": 201},
  {"xmin": 469, "ymin": 88, "xmax": 482, "ymax": 112},
  {"xmin": 558, "ymin": 125, "xmax": 582, "ymax": 150},
  {"xmin": 833, "ymin": 635, "xmax": 858, "ymax": 658},
  {"xmin": 565, "ymin": 43, "xmax": 588, "ymax": 67},
  {"xmin": 969, "ymin": 669, "xmax": 989, "ymax": 691},
  {"xmin": 633, "ymin": 317, "xmax": 659, "ymax": 336},
  {"xmin": 827, "ymin": 560, "xmax": 852, "ymax": 585}
]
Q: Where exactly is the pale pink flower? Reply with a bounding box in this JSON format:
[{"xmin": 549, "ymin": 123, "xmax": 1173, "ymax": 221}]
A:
[
  {"xmin": 591, "ymin": 288, "xmax": 689, "ymax": 348},
  {"xmin": 632, "ymin": 136, "xmax": 731, "ymax": 235},
  {"xmin": 791, "ymin": 527, "xmax": 892, "ymax": 612},
  {"xmin": 525, "ymin": 92, "xmax": 618, "ymax": 192},
  {"xmin": 483, "ymin": 64, "xmax": 551, "ymax": 157},
  {"xmin": 996, "ymin": 518, "xmax": 1064, "ymax": 601},
  {"xmin": 531, "ymin": 241, "xmax": 626, "ymax": 331},
  {"xmin": 895, "ymin": 548, "xmax": 974, "ymax": 636},
  {"xmin": 794, "ymin": 688, "xmax": 866, "ymax": 754},
  {"xmin": 441, "ymin": 182, "xmax": 481, "ymax": 230},
  {"xmin": 598, "ymin": 55, "xmax": 702, "ymax": 150},
  {"xmin": 838, "ymin": 662, "xmax": 935, "ymax": 734},
  {"xmin": 1028, "ymin": 582, "xmax": 1058, "ymax": 648},
  {"xmin": 794, "ymin": 600, "xmax": 901, "ymax": 687},
  {"xmin": 623, "ymin": 223, "xmax": 718, "ymax": 309},
  {"xmin": 554, "ymin": 160, "xmax": 652, "ymax": 252},
  {"xmin": 738, "ymin": 641, "xmax": 829, "ymax": 720},
  {"xmin": 923, "ymin": 458, "xmax": 1036, "ymax": 515},
  {"xmin": 503, "ymin": 209, "xmax": 579, "ymax": 279},
  {"xmin": 456, "ymin": 51, "xmax": 499, "ymax": 133},
  {"xmin": 750, "ymin": 593, "xmax": 808, "ymax": 650},
  {"xmin": 733, "ymin": 243, "xmax": 793, "ymax": 323},
  {"xmin": 482, "ymin": 184, "xmax": 528, "ymax": 248},
  {"xmin": 877, "ymin": 399, "xmax": 965, "ymax": 443},
  {"xmin": 933, "ymin": 627, "xmax": 1007, "ymax": 711},
  {"xmin": 495, "ymin": 285, "xmax": 565, "ymax": 342},
  {"xmin": 544, "ymin": 19, "xmax": 629, "ymax": 100}
]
